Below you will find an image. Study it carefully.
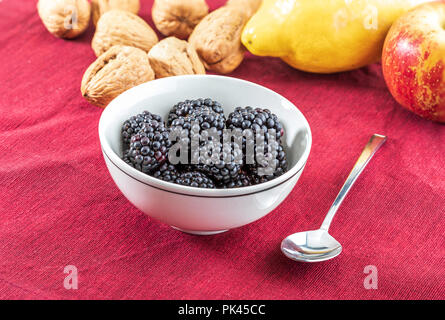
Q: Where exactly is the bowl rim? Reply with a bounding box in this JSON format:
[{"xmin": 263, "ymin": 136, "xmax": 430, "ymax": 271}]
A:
[{"xmin": 98, "ymin": 75, "xmax": 312, "ymax": 198}]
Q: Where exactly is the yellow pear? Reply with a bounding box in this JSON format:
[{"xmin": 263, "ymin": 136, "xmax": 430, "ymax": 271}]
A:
[{"xmin": 242, "ymin": 0, "xmax": 432, "ymax": 73}]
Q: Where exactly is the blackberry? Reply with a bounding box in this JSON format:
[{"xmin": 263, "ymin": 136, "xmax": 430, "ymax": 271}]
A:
[
  {"xmin": 226, "ymin": 106, "xmax": 288, "ymax": 180},
  {"xmin": 122, "ymin": 150, "xmax": 133, "ymax": 167},
  {"xmin": 167, "ymin": 98, "xmax": 224, "ymax": 126},
  {"xmin": 152, "ymin": 165, "xmax": 216, "ymax": 189},
  {"xmin": 168, "ymin": 106, "xmax": 226, "ymax": 167},
  {"xmin": 169, "ymin": 101, "xmax": 230, "ymax": 179},
  {"xmin": 192, "ymin": 138, "xmax": 242, "ymax": 183},
  {"xmin": 175, "ymin": 171, "xmax": 216, "ymax": 189},
  {"xmin": 170, "ymin": 106, "xmax": 226, "ymax": 138},
  {"xmin": 217, "ymin": 172, "xmax": 253, "ymax": 189},
  {"xmin": 226, "ymin": 106, "xmax": 284, "ymax": 141},
  {"xmin": 122, "ymin": 111, "xmax": 163, "ymax": 145},
  {"xmin": 152, "ymin": 163, "xmax": 180, "ymax": 183},
  {"xmin": 126, "ymin": 121, "xmax": 172, "ymax": 174},
  {"xmin": 250, "ymin": 143, "xmax": 288, "ymax": 183}
]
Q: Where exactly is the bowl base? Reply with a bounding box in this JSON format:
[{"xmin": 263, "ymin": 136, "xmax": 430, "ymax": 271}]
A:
[{"xmin": 171, "ymin": 226, "xmax": 228, "ymax": 235}]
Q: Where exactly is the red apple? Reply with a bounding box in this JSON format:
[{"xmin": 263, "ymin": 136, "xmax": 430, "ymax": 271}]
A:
[{"xmin": 382, "ymin": 1, "xmax": 445, "ymax": 123}]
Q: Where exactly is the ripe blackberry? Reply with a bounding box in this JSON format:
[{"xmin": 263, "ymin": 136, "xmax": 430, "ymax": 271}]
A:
[
  {"xmin": 122, "ymin": 111, "xmax": 163, "ymax": 145},
  {"xmin": 250, "ymin": 143, "xmax": 288, "ymax": 183},
  {"xmin": 226, "ymin": 106, "xmax": 284, "ymax": 141},
  {"xmin": 122, "ymin": 150, "xmax": 133, "ymax": 167},
  {"xmin": 226, "ymin": 106, "xmax": 288, "ymax": 181},
  {"xmin": 192, "ymin": 139, "xmax": 242, "ymax": 183},
  {"xmin": 167, "ymin": 98, "xmax": 224, "ymax": 126},
  {"xmin": 126, "ymin": 121, "xmax": 172, "ymax": 174},
  {"xmin": 168, "ymin": 108, "xmax": 226, "ymax": 168},
  {"xmin": 217, "ymin": 172, "xmax": 253, "ymax": 189},
  {"xmin": 175, "ymin": 171, "xmax": 216, "ymax": 189},
  {"xmin": 169, "ymin": 102, "xmax": 228, "ymax": 176},
  {"xmin": 152, "ymin": 163, "xmax": 180, "ymax": 183},
  {"xmin": 170, "ymin": 106, "xmax": 226, "ymax": 138}
]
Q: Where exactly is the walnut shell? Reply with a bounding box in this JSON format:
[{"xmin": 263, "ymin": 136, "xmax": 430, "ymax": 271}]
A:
[
  {"xmin": 81, "ymin": 45, "xmax": 155, "ymax": 108},
  {"xmin": 226, "ymin": 0, "xmax": 262, "ymax": 20},
  {"xmin": 148, "ymin": 37, "xmax": 205, "ymax": 78},
  {"xmin": 37, "ymin": 0, "xmax": 91, "ymax": 39},
  {"xmin": 92, "ymin": 10, "xmax": 158, "ymax": 57},
  {"xmin": 152, "ymin": 0, "xmax": 209, "ymax": 40},
  {"xmin": 189, "ymin": 6, "xmax": 246, "ymax": 74},
  {"xmin": 91, "ymin": 0, "xmax": 140, "ymax": 25}
]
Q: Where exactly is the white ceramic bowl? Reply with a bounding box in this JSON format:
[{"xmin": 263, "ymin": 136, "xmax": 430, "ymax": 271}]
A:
[{"xmin": 98, "ymin": 75, "xmax": 311, "ymax": 235}]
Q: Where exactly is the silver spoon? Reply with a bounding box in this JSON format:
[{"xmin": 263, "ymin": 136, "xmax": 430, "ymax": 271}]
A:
[{"xmin": 281, "ymin": 134, "xmax": 387, "ymax": 262}]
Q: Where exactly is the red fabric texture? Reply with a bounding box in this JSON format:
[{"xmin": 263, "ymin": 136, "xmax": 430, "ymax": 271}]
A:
[{"xmin": 0, "ymin": 0, "xmax": 444, "ymax": 300}]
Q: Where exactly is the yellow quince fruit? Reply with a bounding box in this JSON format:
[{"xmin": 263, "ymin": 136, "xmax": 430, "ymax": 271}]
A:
[{"xmin": 242, "ymin": 0, "xmax": 432, "ymax": 73}]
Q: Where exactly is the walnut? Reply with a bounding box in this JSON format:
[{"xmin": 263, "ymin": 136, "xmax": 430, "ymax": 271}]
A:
[
  {"xmin": 91, "ymin": 0, "xmax": 140, "ymax": 25},
  {"xmin": 152, "ymin": 0, "xmax": 209, "ymax": 40},
  {"xmin": 81, "ymin": 45, "xmax": 155, "ymax": 108},
  {"xmin": 92, "ymin": 10, "xmax": 158, "ymax": 57},
  {"xmin": 37, "ymin": 0, "xmax": 91, "ymax": 39},
  {"xmin": 189, "ymin": 6, "xmax": 246, "ymax": 74},
  {"xmin": 148, "ymin": 37, "xmax": 205, "ymax": 78}
]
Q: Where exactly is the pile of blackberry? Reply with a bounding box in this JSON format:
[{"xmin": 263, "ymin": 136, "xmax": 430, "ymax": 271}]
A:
[{"xmin": 121, "ymin": 99, "xmax": 289, "ymax": 189}]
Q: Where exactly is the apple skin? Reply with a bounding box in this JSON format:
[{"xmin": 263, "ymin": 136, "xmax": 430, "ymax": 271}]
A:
[{"xmin": 382, "ymin": 1, "xmax": 445, "ymax": 123}]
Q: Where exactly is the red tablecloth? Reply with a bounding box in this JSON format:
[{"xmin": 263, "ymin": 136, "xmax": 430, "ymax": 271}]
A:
[{"xmin": 0, "ymin": 0, "xmax": 444, "ymax": 300}]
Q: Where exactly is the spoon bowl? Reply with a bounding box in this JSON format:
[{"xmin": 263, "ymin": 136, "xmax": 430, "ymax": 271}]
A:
[{"xmin": 281, "ymin": 229, "xmax": 342, "ymax": 262}]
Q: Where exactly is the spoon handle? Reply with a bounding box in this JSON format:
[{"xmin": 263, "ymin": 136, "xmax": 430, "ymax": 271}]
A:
[{"xmin": 320, "ymin": 134, "xmax": 387, "ymax": 231}]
